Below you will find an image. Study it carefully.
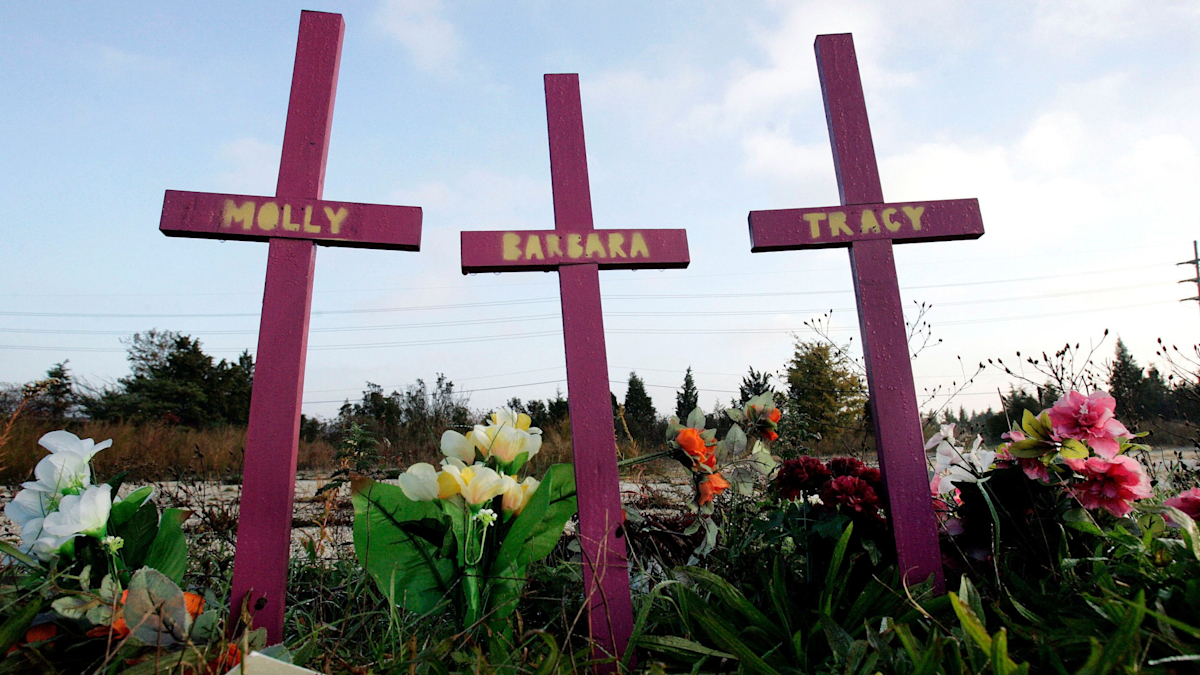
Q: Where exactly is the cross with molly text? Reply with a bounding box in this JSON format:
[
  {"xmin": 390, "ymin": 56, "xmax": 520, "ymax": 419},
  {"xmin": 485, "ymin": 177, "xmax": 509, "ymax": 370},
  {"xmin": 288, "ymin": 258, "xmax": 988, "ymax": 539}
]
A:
[
  {"xmin": 159, "ymin": 12, "xmax": 423, "ymax": 642},
  {"xmin": 748, "ymin": 33, "xmax": 985, "ymax": 591},
  {"xmin": 461, "ymin": 74, "xmax": 689, "ymax": 662}
]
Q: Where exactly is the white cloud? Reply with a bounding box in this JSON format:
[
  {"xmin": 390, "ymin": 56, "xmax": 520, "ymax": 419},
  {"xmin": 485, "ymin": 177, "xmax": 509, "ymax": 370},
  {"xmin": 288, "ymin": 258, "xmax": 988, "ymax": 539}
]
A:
[
  {"xmin": 376, "ymin": 0, "xmax": 461, "ymax": 72},
  {"xmin": 214, "ymin": 138, "xmax": 279, "ymax": 194}
]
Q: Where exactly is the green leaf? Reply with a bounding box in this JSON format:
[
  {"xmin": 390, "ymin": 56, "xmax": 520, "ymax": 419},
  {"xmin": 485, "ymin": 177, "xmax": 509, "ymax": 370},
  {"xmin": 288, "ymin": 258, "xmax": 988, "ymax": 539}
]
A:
[
  {"xmin": 689, "ymin": 602, "xmax": 783, "ymax": 675},
  {"xmin": 125, "ymin": 567, "xmax": 189, "ymax": 646},
  {"xmin": 687, "ymin": 406, "xmax": 706, "ymax": 430},
  {"xmin": 0, "ymin": 597, "xmax": 43, "ymax": 654},
  {"xmin": 488, "ymin": 464, "xmax": 577, "ymax": 619},
  {"xmin": 949, "ymin": 591, "xmax": 992, "ymax": 653},
  {"xmin": 723, "ymin": 425, "xmax": 747, "ymax": 458},
  {"xmin": 110, "ymin": 486, "xmax": 154, "ymax": 527},
  {"xmin": 0, "ymin": 541, "xmax": 40, "ymax": 569},
  {"xmin": 144, "ymin": 508, "xmax": 191, "ymax": 584},
  {"xmin": 352, "ymin": 477, "xmax": 456, "ymax": 616},
  {"xmin": 636, "ymin": 635, "xmax": 734, "ymax": 660},
  {"xmin": 1007, "ymin": 439, "xmax": 1053, "ymax": 458},
  {"xmin": 114, "ymin": 500, "xmax": 160, "ymax": 571},
  {"xmin": 1060, "ymin": 439, "xmax": 1089, "ymax": 459},
  {"xmin": 681, "ymin": 566, "xmax": 778, "ymax": 639}
]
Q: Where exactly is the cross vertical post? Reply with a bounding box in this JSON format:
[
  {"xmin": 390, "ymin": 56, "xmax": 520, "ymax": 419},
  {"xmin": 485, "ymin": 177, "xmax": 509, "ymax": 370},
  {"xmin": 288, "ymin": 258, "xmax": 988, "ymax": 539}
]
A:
[
  {"xmin": 460, "ymin": 74, "xmax": 690, "ymax": 664},
  {"xmin": 748, "ymin": 34, "xmax": 988, "ymax": 592},
  {"xmin": 159, "ymin": 11, "xmax": 423, "ymax": 643}
]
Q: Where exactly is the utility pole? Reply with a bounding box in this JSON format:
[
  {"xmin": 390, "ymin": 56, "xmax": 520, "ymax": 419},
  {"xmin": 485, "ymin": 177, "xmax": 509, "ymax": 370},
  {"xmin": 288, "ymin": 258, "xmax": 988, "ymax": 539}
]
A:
[{"xmin": 1178, "ymin": 240, "xmax": 1200, "ymax": 316}]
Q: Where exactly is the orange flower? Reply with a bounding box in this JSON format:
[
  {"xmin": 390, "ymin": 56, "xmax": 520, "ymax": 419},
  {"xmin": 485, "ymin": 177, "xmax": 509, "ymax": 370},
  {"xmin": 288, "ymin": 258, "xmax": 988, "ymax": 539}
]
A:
[
  {"xmin": 184, "ymin": 592, "xmax": 205, "ymax": 619},
  {"xmin": 676, "ymin": 428, "xmax": 707, "ymax": 459},
  {"xmin": 763, "ymin": 430, "xmax": 778, "ymax": 442},
  {"xmin": 7, "ymin": 623, "xmax": 58, "ymax": 654},
  {"xmin": 698, "ymin": 473, "xmax": 731, "ymax": 505},
  {"xmin": 182, "ymin": 644, "xmax": 242, "ymax": 675},
  {"xmin": 767, "ymin": 408, "xmax": 781, "ymax": 423}
]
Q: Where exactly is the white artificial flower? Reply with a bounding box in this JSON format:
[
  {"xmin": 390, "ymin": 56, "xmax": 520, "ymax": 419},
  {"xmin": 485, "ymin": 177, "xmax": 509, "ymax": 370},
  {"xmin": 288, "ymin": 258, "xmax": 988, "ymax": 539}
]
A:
[
  {"xmin": 440, "ymin": 430, "xmax": 477, "ymax": 464},
  {"xmin": 475, "ymin": 508, "xmax": 497, "ymax": 527},
  {"xmin": 490, "ymin": 408, "xmax": 540, "ymax": 434},
  {"xmin": 5, "ymin": 487, "xmax": 54, "ymax": 531},
  {"xmin": 440, "ymin": 463, "xmax": 506, "ymax": 505},
  {"xmin": 807, "ymin": 494, "xmax": 824, "ymax": 506},
  {"xmin": 26, "ymin": 452, "xmax": 92, "ymax": 496},
  {"xmin": 37, "ymin": 430, "xmax": 111, "ymax": 462},
  {"xmin": 397, "ymin": 463, "xmax": 442, "ymax": 501},
  {"xmin": 500, "ymin": 475, "xmax": 540, "ymax": 516},
  {"xmin": 483, "ymin": 425, "xmax": 542, "ymax": 464},
  {"xmin": 101, "ymin": 535, "xmax": 125, "ymax": 554},
  {"xmin": 933, "ymin": 433, "xmax": 995, "ymax": 495},
  {"xmin": 43, "ymin": 484, "xmax": 112, "ymax": 540}
]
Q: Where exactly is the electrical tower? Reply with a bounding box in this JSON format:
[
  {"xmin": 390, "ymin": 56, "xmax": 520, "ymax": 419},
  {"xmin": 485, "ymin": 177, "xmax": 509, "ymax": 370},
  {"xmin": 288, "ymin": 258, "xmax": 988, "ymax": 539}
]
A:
[{"xmin": 1178, "ymin": 240, "xmax": 1200, "ymax": 315}]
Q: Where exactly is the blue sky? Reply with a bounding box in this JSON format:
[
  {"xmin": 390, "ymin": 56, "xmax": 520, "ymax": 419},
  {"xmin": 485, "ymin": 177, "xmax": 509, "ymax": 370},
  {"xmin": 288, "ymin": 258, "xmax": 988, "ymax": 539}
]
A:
[{"xmin": 2, "ymin": 1, "xmax": 1199, "ymax": 420}]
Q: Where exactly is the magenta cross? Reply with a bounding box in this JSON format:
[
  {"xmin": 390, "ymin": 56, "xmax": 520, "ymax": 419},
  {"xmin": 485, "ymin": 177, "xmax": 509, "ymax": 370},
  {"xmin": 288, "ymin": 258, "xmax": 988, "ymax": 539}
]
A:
[
  {"xmin": 158, "ymin": 12, "xmax": 422, "ymax": 642},
  {"xmin": 461, "ymin": 74, "xmax": 689, "ymax": 662},
  {"xmin": 748, "ymin": 34, "xmax": 986, "ymax": 591}
]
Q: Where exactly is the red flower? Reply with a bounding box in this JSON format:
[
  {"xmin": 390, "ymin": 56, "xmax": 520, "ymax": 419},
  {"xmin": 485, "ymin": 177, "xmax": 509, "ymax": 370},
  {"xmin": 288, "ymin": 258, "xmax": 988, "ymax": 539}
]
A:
[
  {"xmin": 858, "ymin": 467, "xmax": 881, "ymax": 486},
  {"xmin": 767, "ymin": 407, "xmax": 781, "ymax": 423},
  {"xmin": 827, "ymin": 457, "xmax": 867, "ymax": 478},
  {"xmin": 1064, "ymin": 455, "xmax": 1151, "ymax": 517},
  {"xmin": 774, "ymin": 456, "xmax": 830, "ymax": 499},
  {"xmin": 1164, "ymin": 487, "xmax": 1200, "ymax": 526},
  {"xmin": 763, "ymin": 430, "xmax": 779, "ymax": 442},
  {"xmin": 821, "ymin": 475, "xmax": 882, "ymax": 514}
]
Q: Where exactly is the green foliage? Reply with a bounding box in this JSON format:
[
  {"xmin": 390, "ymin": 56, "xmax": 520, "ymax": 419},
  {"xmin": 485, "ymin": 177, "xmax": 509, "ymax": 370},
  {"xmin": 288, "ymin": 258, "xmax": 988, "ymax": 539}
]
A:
[
  {"xmin": 351, "ymin": 465, "xmax": 578, "ymax": 630},
  {"xmin": 317, "ymin": 422, "xmax": 383, "ymax": 497},
  {"xmin": 785, "ymin": 339, "xmax": 867, "ymax": 441},
  {"xmin": 83, "ymin": 330, "xmax": 253, "ymax": 427},
  {"xmin": 624, "ymin": 372, "xmax": 659, "ymax": 445},
  {"xmin": 675, "ymin": 367, "xmax": 700, "ymax": 421},
  {"xmin": 331, "ymin": 374, "xmax": 472, "ymax": 455}
]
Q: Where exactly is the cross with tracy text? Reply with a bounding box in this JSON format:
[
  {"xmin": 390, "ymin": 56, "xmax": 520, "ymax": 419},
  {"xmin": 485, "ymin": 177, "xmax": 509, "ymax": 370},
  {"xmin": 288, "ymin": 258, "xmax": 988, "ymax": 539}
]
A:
[
  {"xmin": 748, "ymin": 33, "xmax": 986, "ymax": 592},
  {"xmin": 159, "ymin": 11, "xmax": 422, "ymax": 642},
  {"xmin": 461, "ymin": 74, "xmax": 689, "ymax": 663}
]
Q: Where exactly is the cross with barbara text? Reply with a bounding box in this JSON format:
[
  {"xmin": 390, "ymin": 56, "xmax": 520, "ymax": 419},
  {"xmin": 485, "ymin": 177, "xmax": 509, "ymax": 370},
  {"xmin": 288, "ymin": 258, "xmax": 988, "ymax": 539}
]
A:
[
  {"xmin": 748, "ymin": 34, "xmax": 985, "ymax": 591},
  {"xmin": 461, "ymin": 74, "xmax": 689, "ymax": 663},
  {"xmin": 158, "ymin": 11, "xmax": 422, "ymax": 643}
]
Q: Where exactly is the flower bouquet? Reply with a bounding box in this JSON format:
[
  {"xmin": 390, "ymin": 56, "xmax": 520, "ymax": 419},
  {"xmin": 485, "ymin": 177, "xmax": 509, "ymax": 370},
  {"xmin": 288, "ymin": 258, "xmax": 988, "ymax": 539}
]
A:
[
  {"xmin": 1, "ymin": 431, "xmax": 243, "ymax": 671},
  {"xmin": 351, "ymin": 409, "xmax": 577, "ymax": 632}
]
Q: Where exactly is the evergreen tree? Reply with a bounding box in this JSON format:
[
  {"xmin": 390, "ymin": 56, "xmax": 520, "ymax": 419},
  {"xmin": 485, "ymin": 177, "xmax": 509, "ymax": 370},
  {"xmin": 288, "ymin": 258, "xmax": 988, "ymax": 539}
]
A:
[
  {"xmin": 1108, "ymin": 338, "xmax": 1146, "ymax": 422},
  {"xmin": 623, "ymin": 372, "xmax": 658, "ymax": 444},
  {"xmin": 84, "ymin": 331, "xmax": 254, "ymax": 427},
  {"xmin": 737, "ymin": 367, "xmax": 773, "ymax": 407},
  {"xmin": 785, "ymin": 340, "xmax": 867, "ymax": 440},
  {"xmin": 675, "ymin": 367, "xmax": 699, "ymax": 420}
]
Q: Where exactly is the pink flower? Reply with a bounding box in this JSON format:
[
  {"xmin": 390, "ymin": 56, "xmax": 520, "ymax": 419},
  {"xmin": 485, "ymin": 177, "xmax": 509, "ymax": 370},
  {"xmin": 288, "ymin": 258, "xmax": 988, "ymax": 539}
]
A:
[
  {"xmin": 1064, "ymin": 455, "xmax": 1152, "ymax": 517},
  {"xmin": 995, "ymin": 435, "xmax": 1049, "ymax": 482},
  {"xmin": 1047, "ymin": 391, "xmax": 1131, "ymax": 459},
  {"xmin": 1163, "ymin": 487, "xmax": 1200, "ymax": 526}
]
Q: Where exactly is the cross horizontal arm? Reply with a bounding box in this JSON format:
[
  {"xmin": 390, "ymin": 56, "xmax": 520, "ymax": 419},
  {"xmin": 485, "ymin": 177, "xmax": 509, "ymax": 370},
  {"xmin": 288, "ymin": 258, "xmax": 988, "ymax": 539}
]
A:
[
  {"xmin": 461, "ymin": 228, "xmax": 688, "ymax": 273},
  {"xmin": 749, "ymin": 198, "xmax": 982, "ymax": 252},
  {"xmin": 160, "ymin": 190, "xmax": 422, "ymax": 250}
]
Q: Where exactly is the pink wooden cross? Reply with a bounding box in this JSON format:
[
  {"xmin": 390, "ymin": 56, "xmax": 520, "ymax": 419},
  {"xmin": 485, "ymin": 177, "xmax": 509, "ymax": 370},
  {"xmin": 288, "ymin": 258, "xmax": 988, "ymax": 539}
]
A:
[
  {"xmin": 158, "ymin": 12, "xmax": 422, "ymax": 642},
  {"xmin": 461, "ymin": 74, "xmax": 689, "ymax": 662},
  {"xmin": 748, "ymin": 34, "xmax": 985, "ymax": 591}
]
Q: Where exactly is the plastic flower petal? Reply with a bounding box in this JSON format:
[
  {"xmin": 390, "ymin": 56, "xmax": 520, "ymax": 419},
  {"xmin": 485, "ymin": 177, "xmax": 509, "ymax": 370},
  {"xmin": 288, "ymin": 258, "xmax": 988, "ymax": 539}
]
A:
[
  {"xmin": 398, "ymin": 463, "xmax": 442, "ymax": 501},
  {"xmin": 491, "ymin": 408, "xmax": 537, "ymax": 432},
  {"xmin": 1164, "ymin": 487, "xmax": 1200, "ymax": 526},
  {"xmin": 441, "ymin": 463, "xmax": 506, "ymax": 506},
  {"xmin": 501, "ymin": 475, "xmax": 540, "ymax": 516},
  {"xmin": 1064, "ymin": 455, "xmax": 1151, "ymax": 517},
  {"xmin": 440, "ymin": 430, "xmax": 477, "ymax": 464},
  {"xmin": 43, "ymin": 484, "xmax": 112, "ymax": 540},
  {"xmin": 698, "ymin": 473, "xmax": 730, "ymax": 505},
  {"xmin": 488, "ymin": 425, "xmax": 541, "ymax": 464},
  {"xmin": 5, "ymin": 488, "xmax": 53, "ymax": 532},
  {"xmin": 28, "ymin": 452, "xmax": 92, "ymax": 496},
  {"xmin": 1048, "ymin": 390, "xmax": 1131, "ymax": 459},
  {"xmin": 37, "ymin": 430, "xmax": 111, "ymax": 462}
]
